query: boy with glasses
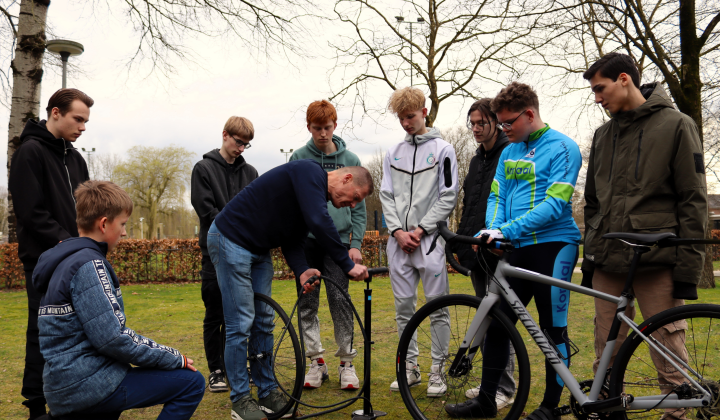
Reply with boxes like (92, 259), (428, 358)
(446, 82), (581, 419)
(381, 87), (458, 397)
(289, 100), (366, 390)
(191, 116), (258, 393)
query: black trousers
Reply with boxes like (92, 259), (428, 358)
(201, 254), (226, 373)
(23, 269), (47, 414)
(480, 242), (578, 408)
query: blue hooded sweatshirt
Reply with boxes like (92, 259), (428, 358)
(33, 237), (187, 415)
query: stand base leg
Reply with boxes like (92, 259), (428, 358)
(351, 409), (387, 419)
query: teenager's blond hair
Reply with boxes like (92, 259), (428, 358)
(75, 181), (133, 232)
(388, 87), (425, 116)
(224, 116), (255, 140)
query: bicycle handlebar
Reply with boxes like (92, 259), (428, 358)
(430, 221), (515, 277)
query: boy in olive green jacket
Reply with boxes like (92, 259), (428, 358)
(583, 53), (707, 420)
(289, 100), (366, 390)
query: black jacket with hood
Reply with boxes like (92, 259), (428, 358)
(8, 119), (89, 271)
(455, 132), (510, 271)
(191, 149), (258, 279)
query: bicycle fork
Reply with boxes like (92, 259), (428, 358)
(447, 292), (499, 377)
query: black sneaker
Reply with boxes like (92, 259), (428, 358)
(259, 388), (299, 419)
(208, 369), (229, 393)
(523, 406), (561, 420)
(231, 395), (267, 420)
(445, 391), (498, 418)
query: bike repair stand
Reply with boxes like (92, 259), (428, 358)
(352, 268), (388, 420)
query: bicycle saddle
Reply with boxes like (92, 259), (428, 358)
(602, 232), (676, 244)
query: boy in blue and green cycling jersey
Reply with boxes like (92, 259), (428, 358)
(446, 82), (582, 420)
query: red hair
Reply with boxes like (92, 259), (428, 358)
(306, 100), (337, 125)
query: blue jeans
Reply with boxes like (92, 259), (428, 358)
(207, 222), (275, 403)
(76, 367), (204, 419)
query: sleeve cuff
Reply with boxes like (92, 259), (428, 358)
(391, 228), (402, 238)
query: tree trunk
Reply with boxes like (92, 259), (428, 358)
(674, 0), (715, 288)
(6, 0), (50, 243)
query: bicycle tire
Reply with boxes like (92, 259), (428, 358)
(396, 294), (531, 420)
(609, 303), (720, 420)
(249, 292), (304, 419)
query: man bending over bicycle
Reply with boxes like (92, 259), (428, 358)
(445, 82), (582, 420)
(208, 160), (371, 420)
(582, 53), (707, 419)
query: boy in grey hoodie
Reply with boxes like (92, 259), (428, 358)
(289, 100), (366, 390)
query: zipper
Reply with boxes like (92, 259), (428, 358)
(64, 145), (76, 204)
(404, 136), (418, 231)
(634, 130), (643, 180)
(608, 133), (617, 182)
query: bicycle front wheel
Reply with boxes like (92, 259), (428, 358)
(396, 294), (530, 420)
(609, 303), (720, 420)
(249, 293), (304, 419)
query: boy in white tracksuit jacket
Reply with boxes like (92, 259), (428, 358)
(381, 87), (459, 397)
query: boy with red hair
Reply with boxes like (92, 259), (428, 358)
(289, 100), (366, 390)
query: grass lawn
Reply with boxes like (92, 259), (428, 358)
(2, 274), (720, 419)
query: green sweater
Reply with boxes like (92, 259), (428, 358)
(289, 135), (366, 249)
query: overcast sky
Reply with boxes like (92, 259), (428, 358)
(0, 1), (605, 191)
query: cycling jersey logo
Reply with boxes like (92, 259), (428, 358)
(427, 153), (436, 164)
(524, 148), (536, 158)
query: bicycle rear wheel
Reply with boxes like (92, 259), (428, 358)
(249, 293), (304, 419)
(396, 294), (530, 420)
(609, 304), (720, 420)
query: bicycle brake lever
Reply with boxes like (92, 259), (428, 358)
(427, 231), (441, 255)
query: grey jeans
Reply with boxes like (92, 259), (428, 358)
(295, 239), (357, 362)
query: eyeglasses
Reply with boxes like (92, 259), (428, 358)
(467, 121), (491, 130)
(497, 110), (527, 130)
(232, 136), (252, 149)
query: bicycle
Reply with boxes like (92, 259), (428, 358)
(248, 267), (390, 419)
(395, 221), (720, 420)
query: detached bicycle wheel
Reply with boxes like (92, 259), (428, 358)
(249, 293), (304, 419)
(396, 294), (530, 420)
(609, 304), (720, 420)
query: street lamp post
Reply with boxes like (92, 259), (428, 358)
(280, 148), (294, 163)
(81, 147), (96, 178)
(395, 16), (425, 87)
(45, 39), (84, 89)
(81, 147), (95, 161)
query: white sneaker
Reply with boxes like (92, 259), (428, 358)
(495, 392), (515, 410)
(390, 361), (421, 391)
(303, 358), (329, 388)
(339, 363), (360, 390)
(464, 387), (515, 410)
(427, 364), (447, 397)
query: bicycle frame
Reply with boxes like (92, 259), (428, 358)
(453, 258), (713, 411)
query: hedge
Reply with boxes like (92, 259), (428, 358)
(0, 236), (391, 289)
(5, 231), (715, 289)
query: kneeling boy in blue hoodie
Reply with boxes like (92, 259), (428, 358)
(33, 180), (205, 419)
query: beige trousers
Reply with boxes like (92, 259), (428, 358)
(592, 269), (688, 419)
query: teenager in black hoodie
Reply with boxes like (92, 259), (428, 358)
(453, 98), (515, 409)
(8, 88), (92, 420)
(190, 116), (258, 392)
